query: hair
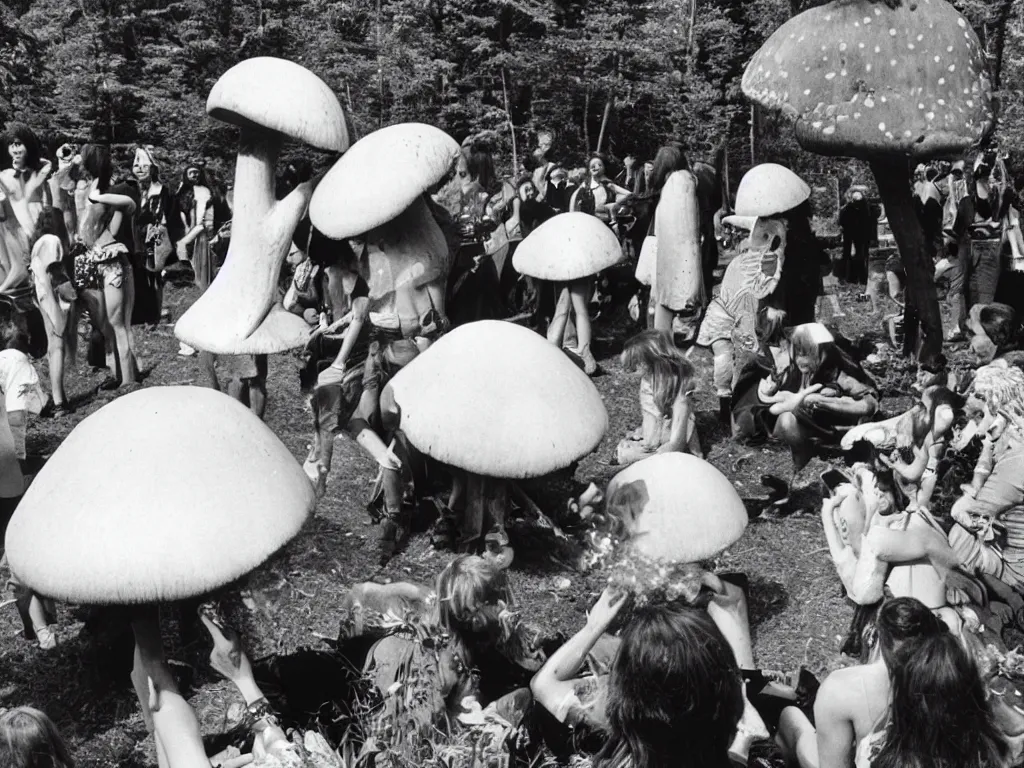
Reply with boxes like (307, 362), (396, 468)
(873, 597), (946, 670)
(3, 123), (44, 171)
(874, 632), (1008, 768)
(0, 707), (74, 768)
(788, 324), (877, 392)
(433, 554), (507, 638)
(466, 142), (498, 193)
(595, 606), (743, 768)
(977, 303), (1019, 353)
(646, 143), (690, 198)
(621, 330), (696, 415)
(756, 306), (787, 348)
(587, 152), (609, 177)
(79, 144), (113, 192)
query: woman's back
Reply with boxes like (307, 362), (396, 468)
(816, 660), (891, 767)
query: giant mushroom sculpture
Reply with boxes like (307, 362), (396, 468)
(742, 0), (995, 365)
(512, 212), (622, 372)
(385, 320), (608, 555)
(175, 57), (349, 355)
(5, 387), (315, 766)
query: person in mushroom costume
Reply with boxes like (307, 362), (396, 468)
(175, 57), (350, 376)
(512, 211), (623, 375)
(696, 213), (787, 426)
(531, 453), (811, 767)
(730, 163), (830, 330)
(304, 122), (459, 559)
(384, 320), (607, 558)
(3, 386), (316, 768)
(742, 0), (996, 366)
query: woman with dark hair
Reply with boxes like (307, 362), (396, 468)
(775, 597), (946, 768)
(72, 143), (138, 387)
(866, 632), (1008, 768)
(174, 161), (218, 293)
(532, 590), (748, 768)
(633, 143), (705, 335)
(966, 302), (1020, 365)
(446, 143), (505, 328)
(569, 153), (631, 229)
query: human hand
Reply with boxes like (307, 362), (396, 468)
(175, 240), (188, 262)
(951, 496), (975, 529)
(624, 155), (636, 170)
(199, 606), (252, 685)
(586, 586), (627, 630)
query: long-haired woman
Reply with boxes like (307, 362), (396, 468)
(0, 706), (74, 768)
(72, 144), (138, 387)
(616, 329), (700, 465)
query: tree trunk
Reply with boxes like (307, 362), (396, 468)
(985, 0), (1014, 90)
(596, 94), (613, 154)
(870, 158), (943, 367)
(501, 66), (518, 171)
(749, 105), (757, 166)
(583, 87), (591, 152)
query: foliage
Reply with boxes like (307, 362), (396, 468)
(2, 0), (1021, 193)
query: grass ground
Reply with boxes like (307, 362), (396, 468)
(0, 271), (940, 766)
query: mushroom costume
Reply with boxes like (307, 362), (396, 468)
(5, 386), (315, 764)
(742, 0), (995, 365)
(310, 122), (460, 340)
(732, 163), (826, 329)
(386, 320), (607, 553)
(513, 212), (622, 373)
(697, 216), (787, 404)
(175, 57), (349, 356)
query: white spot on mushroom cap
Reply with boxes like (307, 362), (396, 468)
(889, 28), (896, 36)
(874, 45), (881, 53)
(825, 72), (836, 80)
(890, 59), (897, 67)
(859, 42), (865, 49)
(864, 17), (871, 24)
(949, 64), (956, 72)
(908, 43), (915, 50)
(865, 96), (875, 108)
(939, 78), (946, 85)
(958, 18), (967, 28)
(926, 112), (935, 120)
(866, 63), (873, 72)
(854, 112), (862, 118)
(917, 34), (924, 42)
(839, 42), (847, 52)
(840, 69), (847, 76)
(879, 122), (886, 131)
(875, 7), (882, 15)
(823, 125), (836, 135)
(934, 55), (941, 63)
(804, 89), (811, 96)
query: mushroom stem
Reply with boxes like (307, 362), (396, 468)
(869, 159), (943, 366)
(460, 473), (510, 551)
(175, 129), (313, 353)
(130, 608), (210, 768)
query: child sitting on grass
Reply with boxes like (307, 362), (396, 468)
(616, 330), (701, 466)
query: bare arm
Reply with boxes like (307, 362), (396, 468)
(91, 191), (137, 212)
(0, 249), (29, 295)
(327, 297), (369, 371)
(531, 587), (625, 722)
(804, 393), (878, 419)
(814, 673), (858, 768)
(659, 392), (694, 453)
(179, 195), (209, 247)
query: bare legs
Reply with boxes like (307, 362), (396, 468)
(547, 279), (597, 374)
(773, 411), (814, 481)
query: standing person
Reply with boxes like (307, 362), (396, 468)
(570, 154), (631, 232)
(544, 166), (574, 215)
(633, 143), (704, 334)
(174, 161), (215, 355)
(71, 144), (138, 388)
(947, 150), (1018, 341)
(531, 127), (557, 203)
(446, 144), (504, 328)
(134, 146), (181, 325)
(0, 124), (51, 359)
(838, 186), (873, 285)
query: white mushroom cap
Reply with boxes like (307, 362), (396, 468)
(742, 0), (994, 158)
(512, 212), (623, 281)
(734, 164), (811, 218)
(386, 320), (607, 478)
(309, 123), (461, 239)
(605, 453), (747, 562)
(4, 387), (315, 604)
(207, 57), (349, 152)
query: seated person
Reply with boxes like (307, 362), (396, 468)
(775, 597), (956, 768)
(740, 323), (880, 497)
(821, 464), (963, 636)
(966, 302), (1020, 365)
(616, 330), (700, 466)
(530, 583), (778, 767)
(947, 361), (1024, 592)
(0, 706), (74, 768)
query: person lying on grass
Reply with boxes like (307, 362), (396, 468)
(615, 330), (701, 466)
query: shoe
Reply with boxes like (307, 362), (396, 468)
(34, 624), (57, 650)
(378, 513), (410, 566)
(178, 343), (196, 357)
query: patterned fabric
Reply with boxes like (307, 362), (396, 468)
(697, 240), (783, 348)
(73, 242), (128, 291)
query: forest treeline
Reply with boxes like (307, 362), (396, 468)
(1, 0), (1022, 190)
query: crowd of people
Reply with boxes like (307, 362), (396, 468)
(3, 93), (1024, 768)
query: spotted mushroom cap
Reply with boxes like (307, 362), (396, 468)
(742, 0), (994, 158)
